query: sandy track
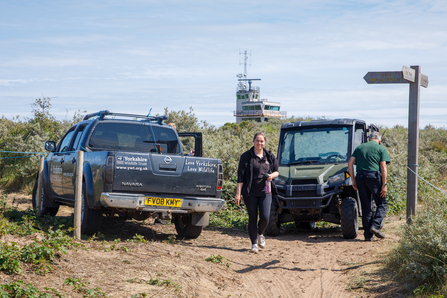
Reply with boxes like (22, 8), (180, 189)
(185, 223), (400, 297)
(1, 192), (403, 297)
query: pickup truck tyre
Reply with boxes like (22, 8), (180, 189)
(32, 179), (59, 217)
(174, 215), (202, 239)
(265, 197), (281, 236)
(80, 183), (102, 235)
(341, 197), (359, 239)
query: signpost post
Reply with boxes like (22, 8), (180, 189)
(364, 65), (428, 223)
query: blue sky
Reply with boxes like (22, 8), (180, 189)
(1, 0), (447, 128)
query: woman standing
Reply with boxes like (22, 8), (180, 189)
(235, 132), (279, 253)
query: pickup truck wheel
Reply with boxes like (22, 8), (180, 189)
(80, 183), (102, 236)
(265, 197), (281, 236)
(341, 197), (359, 239)
(174, 215), (202, 239)
(32, 179), (59, 217)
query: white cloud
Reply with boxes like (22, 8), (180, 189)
(0, 0), (447, 129)
(0, 79), (28, 86)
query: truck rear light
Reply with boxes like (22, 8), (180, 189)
(217, 164), (223, 190)
(104, 156), (114, 192)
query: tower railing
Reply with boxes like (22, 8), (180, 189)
(234, 110), (287, 118)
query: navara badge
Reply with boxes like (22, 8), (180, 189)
(164, 156), (172, 164)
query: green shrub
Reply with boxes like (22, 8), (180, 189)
(0, 98), (84, 191)
(380, 125), (447, 214)
(0, 280), (51, 298)
(63, 277), (107, 297)
(387, 194), (447, 295)
(0, 195), (39, 237)
(3, 103), (447, 222)
(0, 230), (74, 275)
(209, 200), (248, 230)
(205, 254), (231, 267)
(0, 242), (22, 274)
(0, 198), (79, 275)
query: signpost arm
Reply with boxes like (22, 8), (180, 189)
(406, 65), (421, 223)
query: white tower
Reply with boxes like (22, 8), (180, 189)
(234, 50), (286, 123)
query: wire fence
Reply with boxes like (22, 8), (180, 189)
(407, 166), (447, 196)
(0, 150), (45, 159)
(1, 150), (447, 197)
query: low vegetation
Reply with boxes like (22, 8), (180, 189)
(386, 194), (447, 296)
(2, 98), (447, 296)
(205, 254), (232, 268)
(0, 194), (188, 296)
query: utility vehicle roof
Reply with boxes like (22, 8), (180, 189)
(281, 118), (367, 129)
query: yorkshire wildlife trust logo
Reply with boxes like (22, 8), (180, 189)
(164, 156), (172, 164)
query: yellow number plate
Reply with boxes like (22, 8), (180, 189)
(145, 197), (182, 208)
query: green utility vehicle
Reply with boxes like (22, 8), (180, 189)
(266, 119), (379, 239)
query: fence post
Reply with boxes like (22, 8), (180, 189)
(36, 155), (45, 215)
(74, 151), (84, 239)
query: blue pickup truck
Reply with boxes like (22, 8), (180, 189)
(32, 111), (224, 239)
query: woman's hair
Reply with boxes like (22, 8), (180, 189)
(253, 132), (267, 142)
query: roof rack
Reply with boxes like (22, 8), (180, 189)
(83, 110), (168, 124)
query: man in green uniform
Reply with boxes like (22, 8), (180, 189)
(348, 131), (390, 241)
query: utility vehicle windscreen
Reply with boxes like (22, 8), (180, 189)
(279, 126), (350, 165)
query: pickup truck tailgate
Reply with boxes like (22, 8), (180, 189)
(113, 153), (220, 196)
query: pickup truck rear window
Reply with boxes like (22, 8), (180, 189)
(89, 123), (181, 154)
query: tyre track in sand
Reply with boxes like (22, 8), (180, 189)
(193, 224), (397, 298)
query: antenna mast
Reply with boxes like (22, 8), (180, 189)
(237, 49), (253, 91)
(239, 49), (251, 76)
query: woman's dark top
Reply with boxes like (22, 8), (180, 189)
(237, 147), (279, 198)
(251, 154), (271, 195)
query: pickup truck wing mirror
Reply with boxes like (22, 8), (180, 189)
(44, 141), (56, 152)
(177, 132), (202, 157)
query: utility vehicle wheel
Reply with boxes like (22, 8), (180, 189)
(265, 197), (281, 236)
(341, 197), (359, 239)
(174, 215), (202, 239)
(296, 221), (316, 230)
(32, 179), (59, 216)
(80, 183), (102, 235)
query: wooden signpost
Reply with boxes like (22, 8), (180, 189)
(364, 65), (428, 223)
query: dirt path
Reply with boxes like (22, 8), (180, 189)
(183, 218), (402, 298)
(1, 192), (404, 297)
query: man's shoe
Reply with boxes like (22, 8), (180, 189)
(369, 227), (385, 239)
(250, 244), (259, 254)
(257, 234), (266, 249)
